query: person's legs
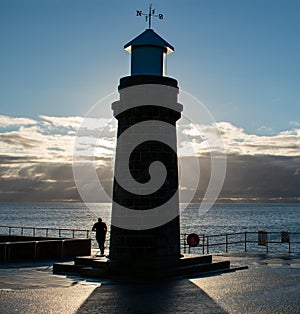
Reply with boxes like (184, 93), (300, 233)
(97, 237), (105, 255)
(96, 237), (101, 253)
(100, 237), (105, 255)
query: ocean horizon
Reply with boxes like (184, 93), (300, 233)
(0, 202), (299, 233)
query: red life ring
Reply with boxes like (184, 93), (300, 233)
(187, 233), (200, 247)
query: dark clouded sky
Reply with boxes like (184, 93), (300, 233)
(0, 1), (300, 202)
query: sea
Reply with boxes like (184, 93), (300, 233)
(0, 202), (299, 253)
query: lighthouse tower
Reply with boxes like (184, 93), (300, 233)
(109, 27), (183, 266)
(53, 13), (232, 280)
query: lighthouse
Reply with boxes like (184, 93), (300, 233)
(53, 9), (232, 279)
(109, 24), (183, 266)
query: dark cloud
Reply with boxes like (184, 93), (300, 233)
(190, 154), (300, 203)
(0, 155), (35, 164)
(0, 154), (299, 202)
(0, 177), (80, 202)
(0, 133), (40, 148)
(0, 160), (113, 202)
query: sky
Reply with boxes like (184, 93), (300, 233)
(0, 0), (300, 202)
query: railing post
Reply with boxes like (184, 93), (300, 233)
(72, 230), (75, 238)
(86, 230), (89, 238)
(33, 228), (35, 237)
(46, 228), (49, 237)
(61, 240), (65, 258)
(6, 244), (10, 263)
(9, 227), (11, 235)
(4, 244), (7, 263)
(34, 241), (38, 261)
(59, 229), (61, 237)
(245, 232), (247, 252)
(21, 227), (24, 235)
(185, 233), (188, 254)
(225, 234), (228, 253)
(206, 236), (209, 254)
(202, 234), (205, 255)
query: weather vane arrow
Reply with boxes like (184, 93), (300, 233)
(136, 4), (164, 29)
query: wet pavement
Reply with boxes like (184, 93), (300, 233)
(0, 252), (299, 313)
(191, 252), (300, 314)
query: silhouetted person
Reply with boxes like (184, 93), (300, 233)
(92, 218), (107, 256)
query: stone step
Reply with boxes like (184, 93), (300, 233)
(75, 256), (96, 266)
(176, 255), (212, 267)
(75, 256), (108, 266)
(80, 266), (108, 278)
(53, 261), (82, 274)
(74, 255), (212, 270)
(112, 255), (212, 272)
(53, 256), (232, 279)
(110, 260), (230, 279)
(166, 260), (230, 277)
(92, 259), (111, 269)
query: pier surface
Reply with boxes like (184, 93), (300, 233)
(0, 252), (299, 313)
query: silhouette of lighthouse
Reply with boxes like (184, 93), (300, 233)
(109, 27), (183, 264)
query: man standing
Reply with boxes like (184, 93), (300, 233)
(92, 218), (107, 256)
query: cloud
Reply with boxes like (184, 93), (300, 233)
(0, 114), (299, 202)
(257, 125), (274, 135)
(0, 132), (41, 148)
(0, 115), (114, 164)
(0, 115), (115, 201)
(178, 121), (300, 157)
(289, 121), (300, 127)
(39, 115), (83, 128)
(219, 154), (300, 202)
(179, 154), (300, 203)
(0, 115), (36, 128)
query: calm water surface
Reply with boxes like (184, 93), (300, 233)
(0, 202), (299, 235)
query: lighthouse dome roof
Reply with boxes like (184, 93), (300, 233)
(124, 29), (174, 54)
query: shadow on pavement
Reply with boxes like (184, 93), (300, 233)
(76, 279), (227, 314)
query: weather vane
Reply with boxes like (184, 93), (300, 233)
(136, 4), (163, 29)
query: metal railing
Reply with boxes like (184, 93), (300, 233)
(181, 231), (300, 254)
(0, 238), (91, 264)
(1, 226), (299, 254)
(0, 225), (90, 239)
(0, 225), (104, 250)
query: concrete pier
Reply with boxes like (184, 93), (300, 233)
(1, 252), (299, 313)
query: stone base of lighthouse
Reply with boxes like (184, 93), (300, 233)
(53, 254), (233, 279)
